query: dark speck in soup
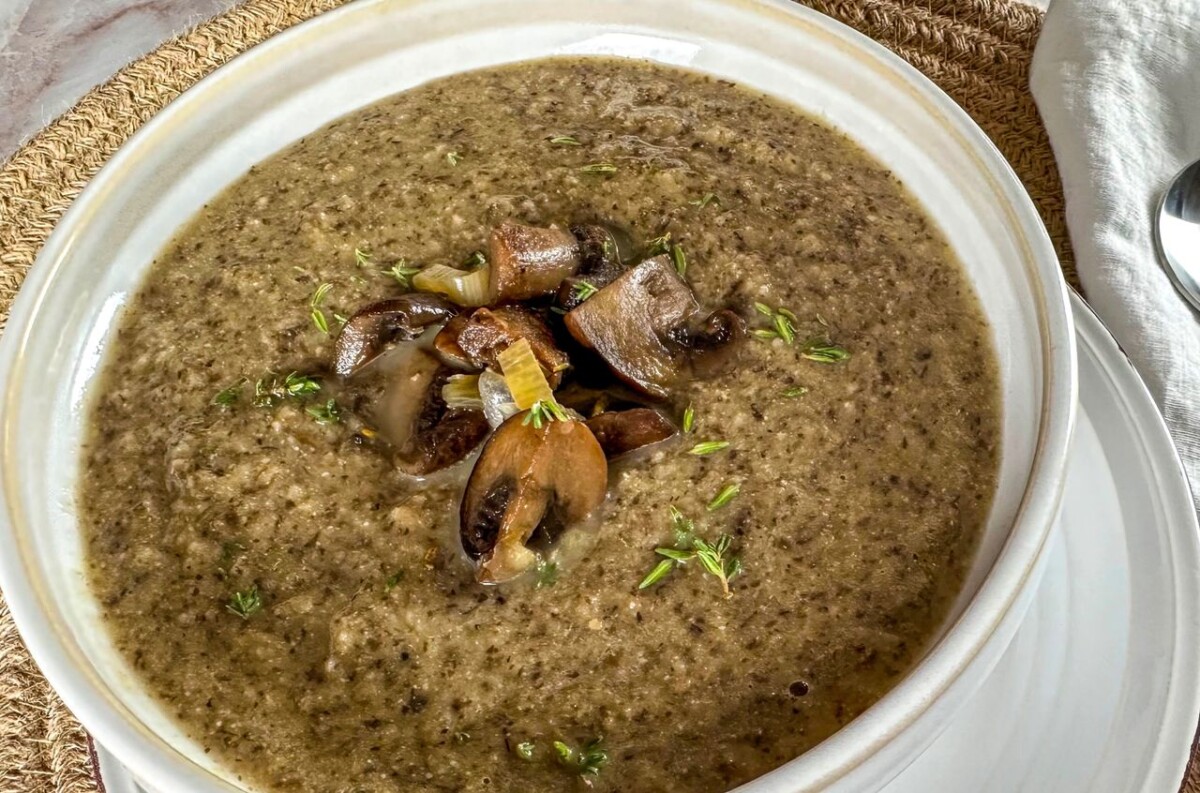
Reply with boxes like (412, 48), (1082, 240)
(80, 57), (999, 792)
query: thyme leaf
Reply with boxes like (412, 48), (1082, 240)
(515, 741), (536, 760)
(549, 135), (582, 146)
(535, 559), (559, 589)
(706, 483), (741, 511)
(226, 585), (262, 619)
(310, 282), (333, 334)
(446, 151), (462, 166)
(580, 162), (618, 175)
(211, 378), (246, 408)
(462, 250), (488, 270)
(681, 403), (695, 433)
(782, 385), (809, 398)
(385, 259), (421, 288)
(354, 247), (372, 267)
(801, 340), (851, 363)
(571, 280), (599, 302)
(639, 507), (743, 597)
(553, 737), (608, 777)
(689, 193), (721, 209)
(670, 243), (687, 277)
(644, 232), (672, 258)
(687, 440), (729, 456)
(522, 399), (570, 429)
(306, 399), (341, 425)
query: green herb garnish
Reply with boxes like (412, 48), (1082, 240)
(310, 282), (333, 334)
(752, 302), (796, 344)
(515, 741), (536, 761)
(306, 399), (341, 425)
(644, 232), (672, 257)
(462, 250), (487, 270)
(384, 570), (404, 590)
(801, 340), (851, 363)
(284, 372), (321, 397)
(549, 135), (582, 146)
(446, 151), (462, 166)
(523, 399), (570, 429)
(226, 586), (262, 619)
(252, 372), (321, 408)
(571, 281), (599, 302)
(688, 440), (729, 456)
(535, 559), (559, 589)
(354, 247), (372, 267)
(211, 378), (246, 408)
(385, 259), (421, 288)
(690, 193), (721, 209)
(782, 385), (809, 398)
(580, 162), (618, 175)
(706, 483), (741, 511)
(670, 243), (687, 277)
(681, 403), (695, 434)
(553, 737), (608, 777)
(639, 507), (743, 597)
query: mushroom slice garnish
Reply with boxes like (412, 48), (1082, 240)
(673, 308), (748, 377)
(367, 348), (489, 476)
(459, 412), (607, 584)
(488, 222), (582, 302)
(584, 408), (677, 459)
(333, 294), (459, 377)
(556, 225), (627, 311)
(432, 314), (474, 370)
(439, 306), (570, 387)
(563, 255), (699, 399)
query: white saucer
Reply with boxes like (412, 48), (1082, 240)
(94, 292), (1200, 791)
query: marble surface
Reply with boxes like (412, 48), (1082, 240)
(0, 0), (1050, 160)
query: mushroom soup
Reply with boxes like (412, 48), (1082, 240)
(81, 58), (1000, 792)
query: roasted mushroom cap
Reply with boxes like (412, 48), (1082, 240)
(365, 348), (489, 476)
(556, 225), (627, 311)
(431, 314), (473, 370)
(460, 413), (607, 583)
(585, 408), (677, 459)
(674, 308), (748, 377)
(434, 306), (570, 387)
(488, 222), (582, 302)
(563, 255), (699, 399)
(333, 295), (459, 377)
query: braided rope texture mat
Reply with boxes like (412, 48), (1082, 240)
(0, 0), (1165, 790)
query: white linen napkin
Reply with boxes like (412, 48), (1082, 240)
(1030, 0), (1200, 499)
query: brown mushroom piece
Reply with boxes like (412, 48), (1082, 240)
(672, 308), (748, 377)
(585, 408), (677, 459)
(563, 255), (700, 399)
(556, 225), (627, 311)
(488, 222), (582, 301)
(363, 347), (489, 476)
(434, 306), (570, 387)
(459, 413), (607, 583)
(333, 294), (459, 377)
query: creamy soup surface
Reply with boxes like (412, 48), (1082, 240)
(81, 57), (1000, 793)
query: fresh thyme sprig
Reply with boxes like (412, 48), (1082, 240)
(572, 280), (599, 302)
(515, 741), (537, 761)
(306, 399), (341, 425)
(310, 282), (333, 334)
(670, 242), (687, 276)
(535, 559), (559, 589)
(446, 151), (462, 166)
(638, 506), (743, 597)
(644, 232), (672, 257)
(706, 483), (741, 511)
(354, 247), (372, 267)
(688, 440), (729, 456)
(226, 585), (262, 619)
(681, 403), (696, 433)
(689, 193), (721, 209)
(252, 372), (321, 408)
(801, 340), (851, 363)
(523, 399), (570, 429)
(782, 385), (809, 398)
(753, 302), (797, 344)
(385, 259), (422, 288)
(553, 737), (608, 778)
(211, 378), (247, 408)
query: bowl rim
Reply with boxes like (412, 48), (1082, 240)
(0, 0), (1078, 790)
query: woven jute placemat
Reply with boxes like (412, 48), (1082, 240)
(1, 0), (1177, 790)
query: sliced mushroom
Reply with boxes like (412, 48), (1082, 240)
(585, 408), (677, 459)
(333, 295), (459, 377)
(673, 308), (748, 377)
(488, 222), (581, 301)
(363, 347), (489, 476)
(435, 306), (570, 387)
(460, 413), (607, 583)
(432, 314), (473, 370)
(556, 225), (627, 311)
(563, 255), (699, 399)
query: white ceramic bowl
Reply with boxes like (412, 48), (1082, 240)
(0, 1), (1076, 791)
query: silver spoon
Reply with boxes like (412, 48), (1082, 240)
(1155, 158), (1200, 312)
